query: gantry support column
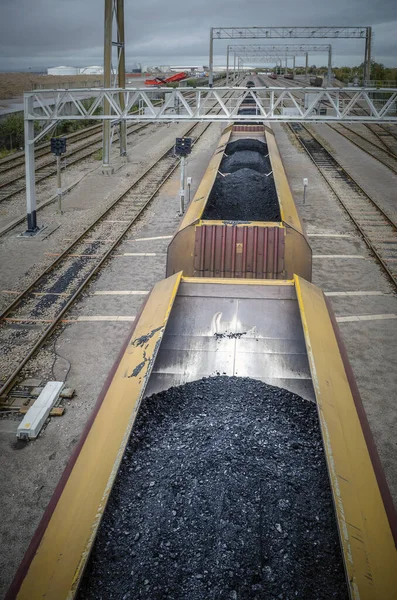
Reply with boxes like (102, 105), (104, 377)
(226, 45), (229, 85)
(102, 0), (113, 174)
(117, 0), (127, 158)
(364, 26), (372, 84)
(327, 45), (332, 86)
(24, 95), (38, 233)
(209, 27), (214, 87)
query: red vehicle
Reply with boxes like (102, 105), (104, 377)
(145, 72), (187, 86)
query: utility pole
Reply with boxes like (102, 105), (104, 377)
(305, 52), (308, 79)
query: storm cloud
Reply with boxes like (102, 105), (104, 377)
(0, 0), (396, 70)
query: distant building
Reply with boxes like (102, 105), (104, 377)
(47, 65), (106, 76)
(79, 66), (104, 75)
(47, 66), (79, 76)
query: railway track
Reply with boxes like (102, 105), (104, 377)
(327, 123), (397, 175)
(364, 123), (397, 156)
(0, 122), (105, 176)
(0, 122), (153, 204)
(0, 119), (214, 401)
(289, 122), (397, 288)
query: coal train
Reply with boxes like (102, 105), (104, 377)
(8, 116), (397, 599)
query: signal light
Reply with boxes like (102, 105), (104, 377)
(175, 137), (192, 156)
(50, 137), (67, 156)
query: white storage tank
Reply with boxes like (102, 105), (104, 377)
(47, 66), (79, 76)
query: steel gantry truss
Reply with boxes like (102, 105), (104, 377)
(23, 84), (397, 232)
(226, 45), (332, 84)
(209, 26), (372, 85)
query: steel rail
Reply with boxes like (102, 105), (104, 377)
(328, 123), (397, 172)
(0, 94), (178, 174)
(0, 122), (152, 203)
(289, 122), (397, 289)
(0, 123), (105, 174)
(364, 123), (397, 156)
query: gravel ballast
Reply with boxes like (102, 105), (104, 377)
(203, 139), (281, 222)
(78, 376), (347, 600)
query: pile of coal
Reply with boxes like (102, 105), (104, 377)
(226, 139), (269, 156)
(78, 376), (347, 600)
(203, 139), (281, 222)
(222, 151), (268, 175)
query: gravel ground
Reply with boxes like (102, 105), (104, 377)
(203, 139), (281, 222)
(79, 376), (347, 600)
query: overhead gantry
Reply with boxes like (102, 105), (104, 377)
(23, 84), (397, 233)
(225, 44), (333, 84)
(209, 26), (372, 85)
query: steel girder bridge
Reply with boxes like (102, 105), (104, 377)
(209, 26), (372, 85)
(226, 44), (332, 83)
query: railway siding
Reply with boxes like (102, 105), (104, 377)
(290, 123), (397, 287)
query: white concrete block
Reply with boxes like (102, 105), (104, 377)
(17, 381), (64, 440)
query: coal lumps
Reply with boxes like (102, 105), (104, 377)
(78, 376), (348, 600)
(203, 139), (281, 222)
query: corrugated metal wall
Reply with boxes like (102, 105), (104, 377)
(194, 224), (285, 278)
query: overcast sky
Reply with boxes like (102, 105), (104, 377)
(0, 0), (396, 71)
